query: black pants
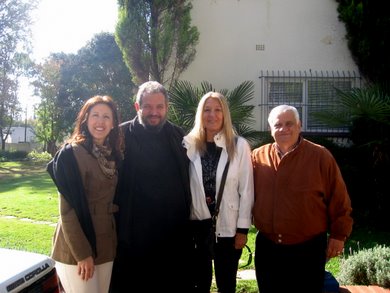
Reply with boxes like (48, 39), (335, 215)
(191, 220), (242, 293)
(255, 232), (327, 293)
(214, 237), (242, 293)
(110, 242), (193, 293)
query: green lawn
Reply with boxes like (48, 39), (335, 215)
(0, 161), (58, 255)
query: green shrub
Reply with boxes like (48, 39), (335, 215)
(338, 245), (390, 288)
(27, 150), (52, 163)
(0, 150), (28, 161)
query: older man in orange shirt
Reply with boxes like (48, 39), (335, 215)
(251, 104), (353, 293)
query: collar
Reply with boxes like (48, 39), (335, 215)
(274, 135), (302, 158)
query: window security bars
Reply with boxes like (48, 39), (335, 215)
(258, 70), (362, 135)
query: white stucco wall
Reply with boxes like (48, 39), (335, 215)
(4, 127), (35, 143)
(180, 0), (359, 130)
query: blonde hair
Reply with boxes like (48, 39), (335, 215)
(188, 92), (237, 160)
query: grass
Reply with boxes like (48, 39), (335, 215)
(1, 160), (389, 293)
(0, 217), (55, 255)
(0, 161), (58, 222)
(0, 161), (58, 255)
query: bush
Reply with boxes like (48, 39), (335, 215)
(27, 150), (52, 163)
(338, 245), (390, 288)
(0, 150), (28, 161)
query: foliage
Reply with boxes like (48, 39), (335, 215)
(338, 245), (390, 288)
(168, 80), (261, 147)
(27, 150), (52, 162)
(0, 0), (37, 150)
(32, 54), (68, 155)
(335, 0), (389, 90)
(0, 149), (27, 161)
(314, 86), (390, 130)
(115, 0), (199, 87)
(57, 32), (136, 122)
(32, 33), (137, 153)
(313, 86), (390, 230)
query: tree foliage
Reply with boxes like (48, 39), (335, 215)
(57, 32), (136, 124)
(336, 0), (389, 91)
(115, 0), (199, 87)
(32, 55), (67, 155)
(32, 33), (136, 154)
(0, 0), (37, 150)
(314, 86), (390, 229)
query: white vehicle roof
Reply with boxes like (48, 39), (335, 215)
(0, 248), (55, 293)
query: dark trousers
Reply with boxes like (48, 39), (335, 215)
(110, 242), (193, 293)
(191, 220), (242, 293)
(214, 237), (242, 293)
(255, 232), (327, 293)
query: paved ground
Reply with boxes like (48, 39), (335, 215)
(340, 286), (390, 293)
(237, 269), (256, 280)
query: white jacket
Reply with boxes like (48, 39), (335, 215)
(183, 133), (254, 237)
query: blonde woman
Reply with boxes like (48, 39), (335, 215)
(183, 92), (254, 293)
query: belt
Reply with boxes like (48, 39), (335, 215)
(260, 232), (314, 245)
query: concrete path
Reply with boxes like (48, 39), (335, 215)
(237, 269), (256, 280)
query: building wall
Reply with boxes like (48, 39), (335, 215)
(4, 127), (35, 143)
(181, 0), (359, 130)
(4, 142), (39, 152)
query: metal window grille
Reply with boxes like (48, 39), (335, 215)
(258, 70), (362, 135)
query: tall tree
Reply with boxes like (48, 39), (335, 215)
(336, 0), (389, 90)
(115, 0), (199, 87)
(0, 76), (19, 149)
(58, 32), (136, 123)
(0, 0), (37, 150)
(32, 33), (137, 154)
(32, 55), (67, 155)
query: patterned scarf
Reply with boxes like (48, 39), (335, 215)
(92, 143), (116, 179)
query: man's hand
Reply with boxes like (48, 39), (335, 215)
(326, 238), (345, 260)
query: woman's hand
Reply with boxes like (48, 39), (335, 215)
(77, 256), (95, 281)
(234, 233), (247, 249)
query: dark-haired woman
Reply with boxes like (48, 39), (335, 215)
(47, 95), (123, 293)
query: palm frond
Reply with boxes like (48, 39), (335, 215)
(228, 81), (256, 127)
(314, 86), (390, 128)
(336, 87), (390, 124)
(169, 80), (262, 145)
(227, 80), (255, 105)
(168, 80), (200, 131)
(234, 124), (262, 147)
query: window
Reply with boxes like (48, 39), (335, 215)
(259, 71), (361, 133)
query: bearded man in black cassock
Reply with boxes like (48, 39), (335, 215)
(110, 81), (193, 293)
